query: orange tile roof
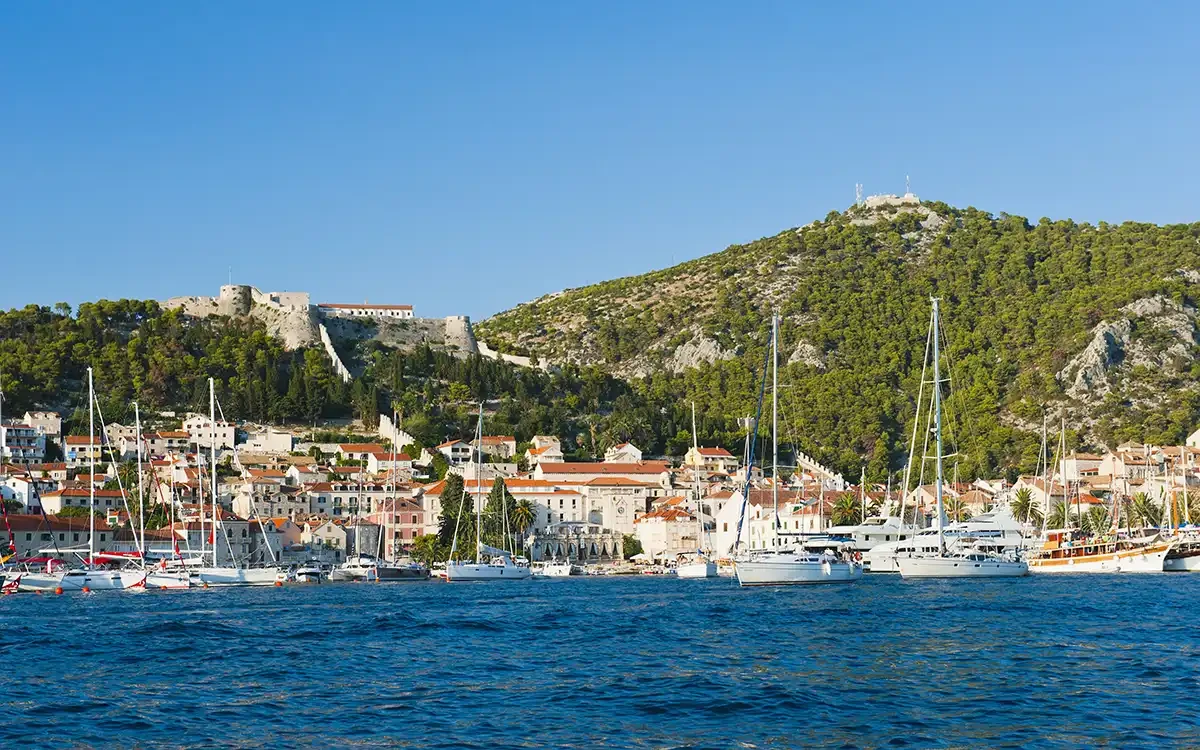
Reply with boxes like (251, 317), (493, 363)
(539, 461), (669, 475)
(338, 443), (385, 453)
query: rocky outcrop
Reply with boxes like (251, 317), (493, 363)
(1059, 296), (1198, 399)
(665, 336), (735, 374)
(788, 340), (826, 369)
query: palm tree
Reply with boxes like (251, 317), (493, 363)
(1131, 492), (1162, 529)
(830, 494), (860, 526)
(511, 499), (536, 535)
(944, 496), (972, 522)
(1011, 488), (1036, 524)
(1083, 505), (1111, 536)
(1048, 500), (1071, 530)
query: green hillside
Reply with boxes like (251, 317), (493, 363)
(477, 200), (1200, 479)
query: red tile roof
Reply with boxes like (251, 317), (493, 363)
(318, 303), (412, 311)
(538, 461), (669, 475)
(338, 443), (384, 453)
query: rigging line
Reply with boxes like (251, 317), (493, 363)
(732, 328), (774, 556)
(215, 394), (277, 565)
(899, 309), (934, 524)
(935, 307), (982, 483)
(92, 397), (144, 568)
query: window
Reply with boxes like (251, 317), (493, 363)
(722, 522), (728, 532)
(25, 533), (32, 541)
(64, 498), (72, 506)
(73, 533), (79, 542)
(59, 533), (65, 541)
(100, 534), (106, 541)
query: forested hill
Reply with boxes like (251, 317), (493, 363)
(477, 199), (1200, 478)
(5, 200), (1200, 482)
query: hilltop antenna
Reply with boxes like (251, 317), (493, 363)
(905, 175), (911, 195)
(855, 183), (863, 206)
(228, 266), (232, 285)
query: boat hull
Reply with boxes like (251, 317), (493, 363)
(897, 556), (1028, 578)
(446, 562), (531, 581)
(735, 556), (863, 586)
(376, 565), (430, 581)
(676, 561), (719, 579)
(19, 569), (147, 592)
(196, 567), (285, 586)
(145, 572), (192, 589)
(1029, 541), (1172, 574)
(1164, 547), (1200, 572)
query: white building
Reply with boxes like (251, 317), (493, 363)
(474, 435), (517, 459)
(604, 442), (642, 463)
(64, 435), (104, 467)
(183, 415), (236, 450)
(684, 446), (739, 475)
(634, 507), (699, 560)
(23, 411), (62, 444)
(436, 440), (473, 465)
(1, 422), (46, 464)
(317, 303), (414, 319)
(244, 428), (294, 454)
(525, 443), (564, 466)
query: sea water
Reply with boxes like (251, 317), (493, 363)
(2, 574), (1199, 748)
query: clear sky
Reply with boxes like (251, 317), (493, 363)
(3, 2), (1198, 318)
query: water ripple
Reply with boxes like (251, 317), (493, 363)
(3, 575), (1200, 747)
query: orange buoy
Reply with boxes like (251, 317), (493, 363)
(160, 585), (168, 590)
(81, 586), (90, 593)
(55, 587), (64, 595)
(274, 580), (283, 587)
(203, 582), (210, 589)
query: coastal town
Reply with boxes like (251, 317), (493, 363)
(5, 391), (1200, 576)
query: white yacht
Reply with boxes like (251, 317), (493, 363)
(19, 567), (149, 592)
(447, 551), (531, 581)
(676, 559), (719, 579)
(736, 549), (863, 585)
(331, 554), (380, 582)
(531, 560), (576, 578)
(864, 509), (1028, 572)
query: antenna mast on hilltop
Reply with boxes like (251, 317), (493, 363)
(855, 183), (863, 206)
(905, 175), (911, 195)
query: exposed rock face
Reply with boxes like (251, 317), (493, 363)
(666, 336), (734, 373)
(1059, 295), (1198, 399)
(787, 340), (826, 369)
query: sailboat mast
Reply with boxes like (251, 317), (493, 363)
(691, 402), (703, 554)
(860, 466), (866, 523)
(771, 312), (779, 539)
(474, 403), (483, 564)
(930, 298), (946, 556)
(135, 401), (145, 564)
(88, 367), (95, 568)
(1040, 412), (1049, 533)
(209, 378), (218, 564)
(1184, 448), (1191, 526)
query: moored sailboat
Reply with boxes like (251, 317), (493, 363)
(446, 405), (530, 582)
(733, 312), (863, 586)
(896, 299), (1027, 579)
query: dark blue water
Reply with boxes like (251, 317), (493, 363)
(2, 575), (1200, 748)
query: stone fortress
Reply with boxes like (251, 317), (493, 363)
(163, 285), (542, 380)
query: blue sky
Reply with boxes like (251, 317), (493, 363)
(3, 2), (1198, 319)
